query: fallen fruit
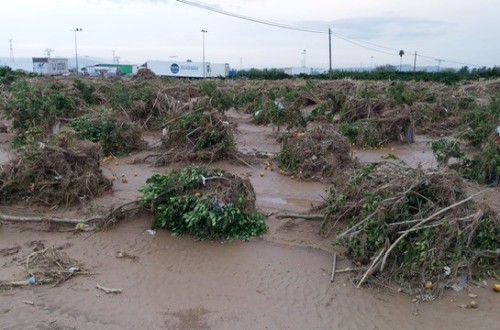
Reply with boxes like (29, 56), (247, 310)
(424, 281), (433, 289)
(493, 284), (500, 292)
(134, 172), (138, 176)
(194, 192), (201, 198)
(260, 171), (265, 177)
(469, 300), (478, 309)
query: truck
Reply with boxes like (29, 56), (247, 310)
(144, 60), (229, 78)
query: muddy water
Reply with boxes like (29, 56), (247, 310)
(1, 218), (499, 330)
(1, 114), (499, 329)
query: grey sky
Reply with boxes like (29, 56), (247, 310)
(1, 0), (498, 69)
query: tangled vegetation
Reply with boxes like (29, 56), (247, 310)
(430, 96), (500, 185)
(148, 109), (236, 165)
(320, 162), (499, 288)
(70, 109), (145, 155)
(139, 165), (267, 240)
(0, 132), (112, 207)
(277, 125), (355, 181)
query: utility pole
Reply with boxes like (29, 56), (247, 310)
(74, 28), (82, 75)
(9, 39), (14, 62)
(437, 59), (444, 72)
(302, 49), (306, 74)
(413, 51), (417, 72)
(44, 48), (53, 58)
(328, 28), (332, 74)
(201, 29), (208, 78)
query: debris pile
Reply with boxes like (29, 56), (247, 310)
(149, 109), (236, 165)
(139, 165), (267, 240)
(321, 162), (499, 289)
(0, 134), (112, 206)
(70, 110), (146, 155)
(0, 245), (86, 287)
(277, 124), (355, 181)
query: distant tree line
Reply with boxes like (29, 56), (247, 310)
(233, 65), (500, 84)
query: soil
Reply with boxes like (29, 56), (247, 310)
(1, 112), (499, 330)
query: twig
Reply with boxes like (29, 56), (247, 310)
(330, 252), (337, 283)
(0, 278), (53, 287)
(96, 283), (122, 294)
(336, 210), (377, 240)
(335, 267), (366, 273)
(230, 152), (254, 169)
(0, 200), (140, 227)
(356, 248), (386, 289)
(275, 214), (323, 220)
(380, 189), (490, 272)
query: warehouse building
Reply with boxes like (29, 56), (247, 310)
(32, 57), (69, 75)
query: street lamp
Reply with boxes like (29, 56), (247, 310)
(302, 49), (307, 74)
(201, 29), (208, 78)
(74, 28), (82, 75)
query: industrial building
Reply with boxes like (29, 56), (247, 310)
(32, 57), (69, 75)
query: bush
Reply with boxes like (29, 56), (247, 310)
(139, 166), (267, 240)
(70, 109), (144, 155)
(3, 80), (77, 132)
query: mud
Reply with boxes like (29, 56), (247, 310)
(1, 113), (499, 329)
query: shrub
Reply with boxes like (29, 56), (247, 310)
(139, 166), (267, 240)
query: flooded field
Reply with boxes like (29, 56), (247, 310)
(1, 78), (499, 329)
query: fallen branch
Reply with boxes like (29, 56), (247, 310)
(0, 200), (140, 228)
(334, 267), (366, 274)
(330, 252), (337, 283)
(0, 279), (53, 287)
(335, 210), (377, 240)
(356, 248), (385, 289)
(275, 214), (323, 220)
(380, 189), (490, 272)
(96, 283), (122, 294)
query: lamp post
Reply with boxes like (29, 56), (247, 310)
(201, 29), (207, 78)
(74, 28), (82, 75)
(302, 49), (306, 74)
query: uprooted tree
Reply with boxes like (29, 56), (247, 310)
(317, 161), (499, 289)
(277, 124), (355, 181)
(147, 108), (238, 165)
(0, 132), (112, 207)
(139, 165), (268, 240)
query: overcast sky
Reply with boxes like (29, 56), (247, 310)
(1, 0), (499, 70)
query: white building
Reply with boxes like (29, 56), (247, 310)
(32, 57), (69, 75)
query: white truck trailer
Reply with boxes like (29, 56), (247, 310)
(144, 60), (229, 78)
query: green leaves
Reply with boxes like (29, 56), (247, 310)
(139, 165), (268, 240)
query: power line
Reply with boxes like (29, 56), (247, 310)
(177, 0), (400, 57)
(176, 0), (324, 34)
(177, 0), (483, 67)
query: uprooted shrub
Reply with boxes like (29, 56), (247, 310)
(0, 132), (112, 206)
(150, 109), (236, 165)
(429, 97), (500, 185)
(2, 79), (79, 132)
(70, 108), (145, 155)
(277, 125), (355, 181)
(321, 162), (499, 289)
(337, 104), (415, 147)
(139, 165), (268, 240)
